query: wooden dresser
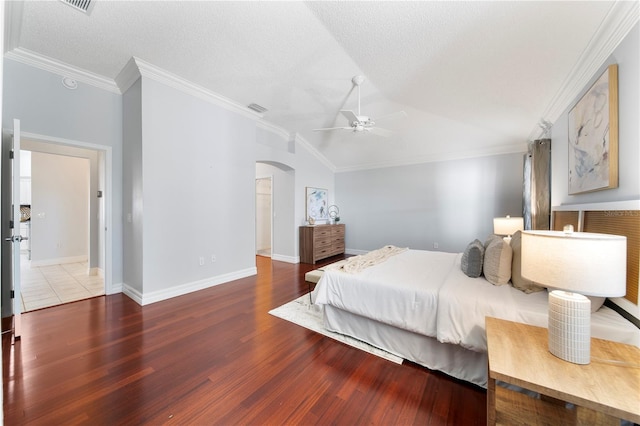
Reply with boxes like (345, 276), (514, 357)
(299, 224), (345, 264)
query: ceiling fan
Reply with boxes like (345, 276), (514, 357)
(313, 75), (406, 137)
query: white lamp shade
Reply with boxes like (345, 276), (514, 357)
(521, 231), (626, 297)
(493, 216), (524, 236)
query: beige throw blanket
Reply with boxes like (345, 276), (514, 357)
(327, 245), (408, 274)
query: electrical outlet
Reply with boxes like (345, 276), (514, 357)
(433, 242), (439, 249)
(211, 255), (216, 263)
(199, 257), (205, 266)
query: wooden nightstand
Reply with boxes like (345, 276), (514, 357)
(486, 317), (640, 425)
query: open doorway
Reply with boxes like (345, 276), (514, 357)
(19, 149), (103, 311)
(255, 176), (272, 257)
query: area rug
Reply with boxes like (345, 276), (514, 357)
(269, 294), (403, 364)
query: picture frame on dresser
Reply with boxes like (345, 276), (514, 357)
(567, 64), (618, 195)
(305, 187), (329, 224)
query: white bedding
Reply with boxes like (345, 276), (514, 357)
(436, 255), (640, 352)
(314, 248), (640, 359)
(314, 250), (459, 337)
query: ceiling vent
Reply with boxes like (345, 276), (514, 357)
(60, 0), (94, 14)
(248, 103), (268, 114)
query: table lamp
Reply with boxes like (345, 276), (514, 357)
(493, 215), (524, 243)
(521, 229), (626, 364)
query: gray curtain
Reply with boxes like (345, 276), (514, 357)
(523, 139), (551, 230)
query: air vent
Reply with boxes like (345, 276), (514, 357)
(60, 0), (94, 14)
(248, 103), (268, 114)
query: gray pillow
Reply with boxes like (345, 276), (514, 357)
(461, 239), (484, 278)
(483, 237), (512, 285)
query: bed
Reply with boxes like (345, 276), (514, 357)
(312, 202), (640, 388)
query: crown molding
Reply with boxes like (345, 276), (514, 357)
(4, 0), (23, 53)
(128, 57), (262, 121)
(4, 47), (121, 93)
(335, 142), (528, 173)
(256, 119), (290, 142)
(528, 0), (639, 141)
(295, 134), (337, 172)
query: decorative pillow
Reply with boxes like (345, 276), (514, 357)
(483, 236), (512, 285)
(461, 239), (484, 278)
(510, 231), (545, 293)
(484, 234), (502, 250)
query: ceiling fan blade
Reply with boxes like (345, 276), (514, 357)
(313, 126), (352, 132)
(374, 111), (407, 122)
(368, 127), (394, 138)
(340, 110), (359, 124)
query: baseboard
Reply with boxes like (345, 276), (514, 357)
(89, 267), (103, 277)
(123, 267), (258, 306)
(346, 248), (368, 256)
(30, 255), (88, 267)
(271, 253), (299, 264)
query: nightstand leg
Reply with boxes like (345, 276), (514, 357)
(487, 375), (496, 426)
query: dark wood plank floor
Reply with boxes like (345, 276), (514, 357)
(3, 255), (486, 425)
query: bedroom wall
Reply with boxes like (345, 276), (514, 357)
(122, 78), (143, 294)
(126, 77), (257, 302)
(551, 23), (639, 206)
(336, 152), (524, 253)
(2, 58), (124, 285)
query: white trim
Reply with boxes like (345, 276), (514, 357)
(271, 254), (299, 264)
(256, 120), (290, 142)
(123, 267), (258, 306)
(113, 56), (141, 93)
(336, 142), (528, 173)
(346, 248), (368, 256)
(131, 57), (262, 120)
(295, 134), (336, 172)
(528, 1), (640, 141)
(5, 48), (121, 94)
(30, 255), (87, 267)
(17, 131), (116, 296)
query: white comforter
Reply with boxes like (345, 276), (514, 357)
(314, 250), (459, 337)
(437, 255), (640, 351)
(315, 249), (640, 352)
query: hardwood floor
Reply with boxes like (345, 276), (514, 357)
(3, 255), (486, 425)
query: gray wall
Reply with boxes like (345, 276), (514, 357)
(336, 153), (525, 253)
(122, 78), (143, 294)
(2, 58), (124, 286)
(139, 77), (258, 295)
(551, 23), (639, 205)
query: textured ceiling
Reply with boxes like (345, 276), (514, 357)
(3, 1), (631, 171)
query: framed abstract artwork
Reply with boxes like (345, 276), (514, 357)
(568, 64), (618, 195)
(305, 187), (328, 223)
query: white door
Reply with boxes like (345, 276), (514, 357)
(5, 119), (23, 337)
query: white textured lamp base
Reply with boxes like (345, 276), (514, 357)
(548, 290), (591, 364)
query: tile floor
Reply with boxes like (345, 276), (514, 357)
(20, 257), (105, 312)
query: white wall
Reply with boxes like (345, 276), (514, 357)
(336, 153), (525, 253)
(31, 152), (89, 264)
(255, 176), (272, 253)
(551, 23), (639, 206)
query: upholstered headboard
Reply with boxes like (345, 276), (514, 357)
(552, 201), (640, 309)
